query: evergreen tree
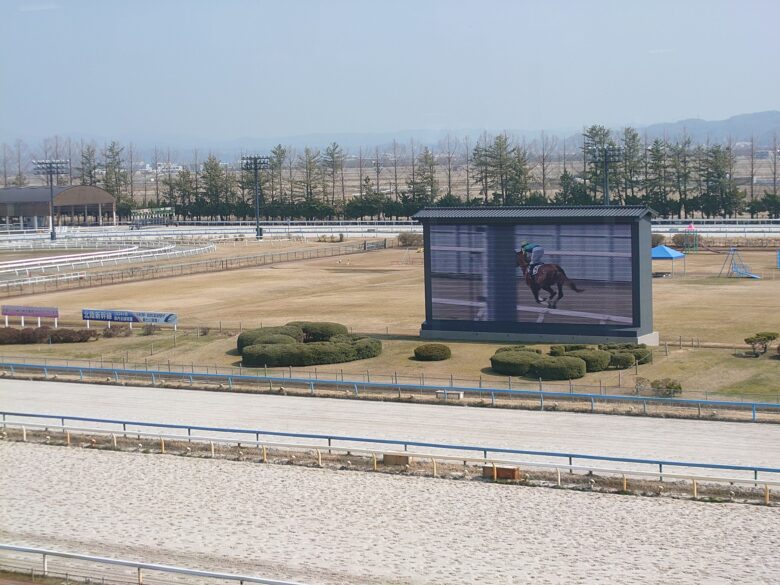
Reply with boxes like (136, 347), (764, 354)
(322, 142), (344, 205)
(620, 127), (643, 204)
(102, 141), (129, 216)
(79, 144), (98, 186)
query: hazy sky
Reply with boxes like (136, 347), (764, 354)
(1, 0), (778, 143)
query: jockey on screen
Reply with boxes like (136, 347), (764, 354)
(519, 240), (545, 275)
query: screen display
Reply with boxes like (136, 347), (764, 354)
(429, 223), (634, 326)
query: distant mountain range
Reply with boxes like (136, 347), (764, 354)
(201, 111), (780, 156)
(639, 111), (780, 144)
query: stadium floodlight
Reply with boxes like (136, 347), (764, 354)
(584, 143), (622, 205)
(32, 159), (69, 240)
(240, 155), (271, 239)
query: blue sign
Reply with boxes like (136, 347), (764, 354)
(82, 309), (177, 324)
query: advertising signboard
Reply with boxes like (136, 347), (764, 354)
(2, 305), (59, 319)
(81, 309), (178, 324)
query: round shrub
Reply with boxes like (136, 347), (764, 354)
(495, 345), (542, 355)
(566, 349), (612, 373)
(286, 321), (349, 342)
(490, 351), (542, 376)
(531, 356), (587, 380)
(237, 325), (304, 351)
(413, 343), (451, 361)
(352, 337), (383, 360)
(609, 352), (636, 369)
(549, 345), (566, 356)
(0, 328), (22, 344)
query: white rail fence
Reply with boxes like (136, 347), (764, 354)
(0, 544), (306, 585)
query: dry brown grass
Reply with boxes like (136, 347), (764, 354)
(0, 247), (777, 397)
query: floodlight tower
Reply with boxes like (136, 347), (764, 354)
(241, 155), (271, 239)
(32, 159), (69, 240)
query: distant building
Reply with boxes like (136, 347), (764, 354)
(0, 185), (117, 229)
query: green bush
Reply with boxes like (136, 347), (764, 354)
(0, 328), (21, 344)
(609, 352), (636, 369)
(566, 349), (612, 372)
(413, 343), (451, 361)
(548, 344), (591, 356)
(240, 323), (381, 367)
(286, 321), (348, 342)
(651, 378), (683, 397)
(490, 351), (542, 376)
(495, 345), (542, 355)
(352, 337), (383, 360)
(651, 233), (666, 247)
(0, 326), (94, 345)
(531, 356), (587, 380)
(237, 325), (304, 351)
(598, 343), (646, 351)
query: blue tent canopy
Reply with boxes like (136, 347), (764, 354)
(651, 245), (685, 259)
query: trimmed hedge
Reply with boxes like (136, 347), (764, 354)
(531, 356), (587, 380)
(490, 351), (542, 376)
(286, 321), (348, 342)
(609, 352), (636, 369)
(237, 325), (304, 351)
(240, 324), (381, 367)
(495, 345), (542, 355)
(566, 349), (612, 372)
(414, 343), (451, 361)
(550, 344), (591, 356)
(0, 326), (94, 345)
(598, 343), (647, 351)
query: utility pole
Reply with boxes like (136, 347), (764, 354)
(585, 142), (622, 205)
(241, 155), (270, 239)
(33, 159), (69, 240)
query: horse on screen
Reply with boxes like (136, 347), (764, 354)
(516, 251), (584, 309)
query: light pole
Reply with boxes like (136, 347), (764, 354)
(32, 159), (69, 240)
(241, 155), (270, 239)
(585, 143), (622, 205)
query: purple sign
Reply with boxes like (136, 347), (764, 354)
(1, 305), (59, 319)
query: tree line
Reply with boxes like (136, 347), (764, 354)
(3, 127), (779, 219)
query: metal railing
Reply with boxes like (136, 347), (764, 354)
(0, 239), (391, 297)
(3, 411), (780, 483)
(1, 360), (778, 422)
(0, 544), (305, 585)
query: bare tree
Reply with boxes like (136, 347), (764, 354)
(391, 140), (399, 200)
(537, 130), (557, 199)
(464, 135), (470, 201)
(747, 136), (755, 202)
(373, 146), (382, 194)
(562, 135), (567, 173)
(440, 134), (459, 196)
(153, 146), (160, 205)
(12, 139), (28, 186)
(771, 132), (778, 197)
(1, 143), (9, 187)
(409, 139), (416, 193)
(357, 147), (364, 197)
(127, 143), (135, 203)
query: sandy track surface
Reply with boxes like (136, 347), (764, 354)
(2, 380), (779, 473)
(1, 442), (778, 585)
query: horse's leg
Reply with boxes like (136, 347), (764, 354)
(542, 285), (556, 307)
(530, 282), (543, 304)
(555, 281), (564, 307)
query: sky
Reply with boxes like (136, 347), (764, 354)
(1, 0), (778, 146)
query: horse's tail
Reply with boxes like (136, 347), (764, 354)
(557, 266), (584, 293)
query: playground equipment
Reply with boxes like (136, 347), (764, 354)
(718, 247), (761, 279)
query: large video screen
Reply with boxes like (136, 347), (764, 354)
(429, 223), (634, 326)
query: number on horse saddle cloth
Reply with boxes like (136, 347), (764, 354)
(529, 263), (541, 277)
